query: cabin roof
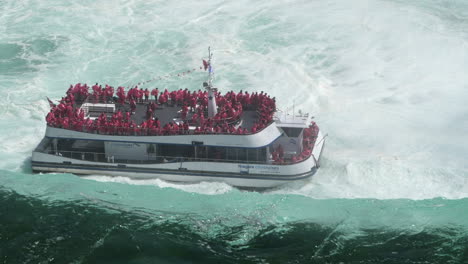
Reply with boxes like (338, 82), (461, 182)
(274, 112), (312, 128)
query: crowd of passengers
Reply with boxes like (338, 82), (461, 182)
(45, 83), (276, 136)
(270, 122), (319, 164)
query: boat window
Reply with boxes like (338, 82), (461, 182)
(57, 139), (104, 152)
(34, 137), (52, 152)
(196, 146), (208, 159)
(226, 147), (237, 161)
(48, 140), (271, 164)
(147, 144), (156, 154)
(247, 148), (258, 162)
(158, 144), (194, 158)
(258, 147), (267, 162)
(207, 147), (225, 160)
(281, 127), (303, 137)
(237, 148), (248, 162)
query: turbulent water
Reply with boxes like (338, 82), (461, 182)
(1, 0), (468, 263)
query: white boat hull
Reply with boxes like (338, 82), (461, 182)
(31, 165), (317, 188)
(32, 155), (317, 188)
(32, 131), (325, 188)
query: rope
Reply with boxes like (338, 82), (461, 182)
(130, 66), (205, 88)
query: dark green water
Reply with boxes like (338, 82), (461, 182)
(1, 172), (468, 263)
(2, 188), (468, 263)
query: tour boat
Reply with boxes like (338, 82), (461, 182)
(31, 48), (326, 188)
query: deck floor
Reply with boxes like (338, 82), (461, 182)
(84, 99), (259, 129)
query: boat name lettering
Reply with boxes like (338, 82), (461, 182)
(238, 164), (279, 171)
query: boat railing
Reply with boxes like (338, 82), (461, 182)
(41, 147), (315, 166)
(185, 114), (241, 127)
(44, 149), (271, 165)
(47, 120), (274, 136)
(315, 132), (327, 146)
(49, 150), (108, 163)
(82, 95), (116, 105)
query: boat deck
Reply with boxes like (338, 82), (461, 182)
(83, 99), (259, 130)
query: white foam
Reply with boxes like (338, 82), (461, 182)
(82, 175), (234, 195)
(1, 0), (467, 200)
(254, 0), (468, 199)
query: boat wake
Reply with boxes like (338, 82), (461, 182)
(80, 154), (468, 200)
(270, 156), (468, 200)
(82, 175), (234, 195)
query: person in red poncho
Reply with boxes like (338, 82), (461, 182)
(151, 88), (159, 101)
(181, 105), (188, 120)
(158, 92), (167, 105)
(130, 99), (136, 113)
(144, 88), (149, 102)
(277, 144), (284, 158)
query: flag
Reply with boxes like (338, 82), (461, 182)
(202, 59), (209, 70)
(47, 97), (56, 108)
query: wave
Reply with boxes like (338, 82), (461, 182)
(1, 179), (467, 263)
(2, 170), (468, 228)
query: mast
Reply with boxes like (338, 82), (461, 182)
(207, 46), (214, 86)
(204, 46), (218, 118)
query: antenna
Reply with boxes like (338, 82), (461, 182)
(205, 47), (217, 118)
(207, 46), (213, 86)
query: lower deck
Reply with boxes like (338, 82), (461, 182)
(34, 119), (321, 166)
(34, 137), (270, 165)
(31, 128), (326, 188)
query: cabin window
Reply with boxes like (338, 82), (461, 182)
(147, 144), (156, 154)
(56, 139), (104, 152)
(54, 140), (271, 164)
(158, 144), (194, 158)
(226, 147), (237, 161)
(208, 147), (225, 160)
(259, 147), (267, 162)
(247, 148), (258, 162)
(237, 148), (248, 162)
(195, 146), (208, 159)
(281, 127), (303, 137)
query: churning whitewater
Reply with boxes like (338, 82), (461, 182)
(1, 0), (468, 263)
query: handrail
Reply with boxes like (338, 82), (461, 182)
(42, 146), (314, 166)
(315, 133), (328, 147)
(46, 120), (275, 137)
(49, 95), (275, 136)
(45, 149), (271, 165)
(311, 154), (318, 168)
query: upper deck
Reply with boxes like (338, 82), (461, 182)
(45, 83), (276, 137)
(81, 97), (261, 132)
